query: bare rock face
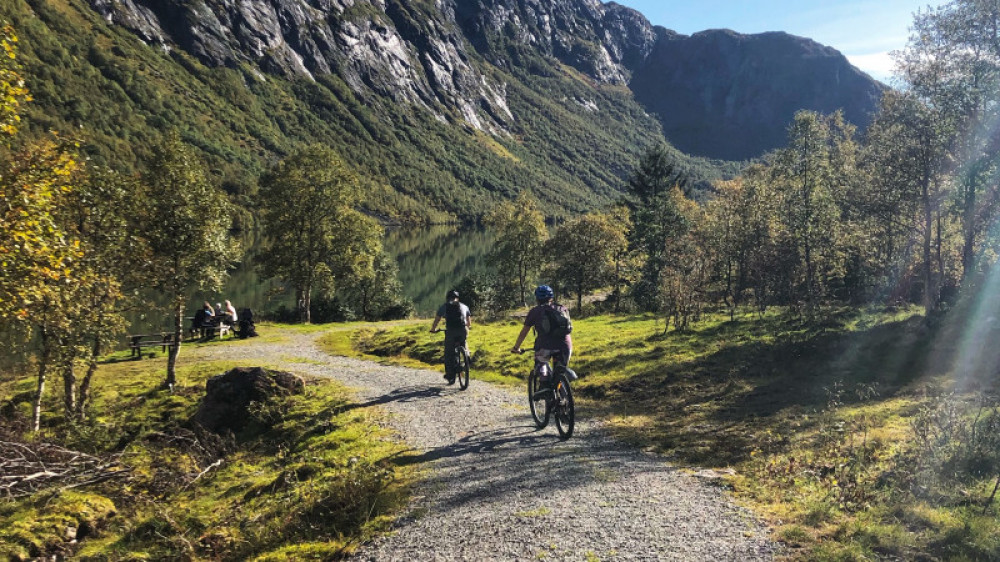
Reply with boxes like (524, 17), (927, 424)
(452, 0), (642, 84)
(453, 1), (883, 159)
(630, 29), (884, 160)
(192, 367), (304, 434)
(88, 0), (512, 132)
(88, 0), (884, 159)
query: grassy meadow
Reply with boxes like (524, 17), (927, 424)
(0, 337), (415, 561)
(321, 305), (1000, 560)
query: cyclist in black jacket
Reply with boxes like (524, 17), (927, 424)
(430, 289), (472, 384)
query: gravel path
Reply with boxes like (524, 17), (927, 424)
(187, 330), (776, 561)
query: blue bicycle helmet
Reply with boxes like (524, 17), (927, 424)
(534, 285), (554, 301)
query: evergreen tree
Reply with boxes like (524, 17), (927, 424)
(626, 143), (689, 311)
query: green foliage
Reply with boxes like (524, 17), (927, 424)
(769, 111), (855, 311)
(626, 143), (691, 311)
(453, 272), (518, 320)
(141, 132), (236, 387)
(0, 135), (80, 324)
(659, 194), (712, 331)
(545, 211), (628, 312)
(256, 145), (382, 324)
(484, 195), (548, 307)
(341, 250), (414, 321)
(0, 22), (28, 139)
(143, 132), (235, 295)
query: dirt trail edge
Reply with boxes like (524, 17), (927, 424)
(189, 330), (776, 561)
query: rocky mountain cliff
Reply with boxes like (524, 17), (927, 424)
(631, 29), (884, 160)
(2, 0), (881, 221)
(89, 0), (882, 160)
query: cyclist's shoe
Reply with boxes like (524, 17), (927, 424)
(444, 373), (456, 385)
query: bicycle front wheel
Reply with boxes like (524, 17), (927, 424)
(457, 347), (470, 390)
(528, 370), (549, 429)
(553, 373), (575, 440)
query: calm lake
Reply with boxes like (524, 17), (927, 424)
(131, 226), (495, 332)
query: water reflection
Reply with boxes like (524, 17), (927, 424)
(384, 226), (494, 315)
(128, 226), (494, 332)
(130, 256), (293, 333)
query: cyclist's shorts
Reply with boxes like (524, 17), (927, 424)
(535, 347), (571, 366)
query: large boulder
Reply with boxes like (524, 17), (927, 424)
(192, 367), (304, 433)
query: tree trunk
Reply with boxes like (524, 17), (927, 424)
(165, 300), (182, 390)
(361, 286), (371, 321)
(922, 172), (934, 315)
(613, 255), (622, 314)
(32, 329), (51, 432)
(518, 259), (528, 307)
(294, 284), (314, 324)
(576, 281), (583, 313)
(62, 354), (77, 418)
(936, 210), (944, 302)
(962, 175), (976, 281)
(303, 286), (312, 324)
(77, 336), (101, 419)
(726, 256), (735, 321)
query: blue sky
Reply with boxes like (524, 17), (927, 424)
(610, 0), (947, 82)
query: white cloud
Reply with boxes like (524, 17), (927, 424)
(846, 52), (897, 83)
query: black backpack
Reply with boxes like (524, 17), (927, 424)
(445, 302), (465, 330)
(539, 305), (572, 338)
(238, 308), (257, 338)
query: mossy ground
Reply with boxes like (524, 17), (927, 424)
(0, 334), (415, 561)
(321, 306), (1000, 560)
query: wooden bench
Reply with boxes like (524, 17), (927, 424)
(187, 317), (235, 340)
(127, 333), (178, 358)
(202, 323), (232, 340)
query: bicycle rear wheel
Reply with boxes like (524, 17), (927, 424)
(553, 373), (574, 440)
(457, 347), (470, 390)
(528, 370), (549, 429)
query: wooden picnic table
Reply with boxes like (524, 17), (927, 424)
(187, 314), (237, 340)
(126, 333), (178, 358)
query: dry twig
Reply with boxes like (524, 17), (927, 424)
(0, 440), (129, 498)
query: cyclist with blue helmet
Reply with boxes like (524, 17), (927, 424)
(431, 289), (472, 384)
(511, 285), (573, 376)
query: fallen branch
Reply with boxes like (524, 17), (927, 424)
(0, 440), (129, 498)
(184, 459), (224, 490)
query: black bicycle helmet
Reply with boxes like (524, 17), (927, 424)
(446, 289), (460, 300)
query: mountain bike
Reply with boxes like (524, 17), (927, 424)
(431, 330), (470, 390)
(519, 350), (575, 439)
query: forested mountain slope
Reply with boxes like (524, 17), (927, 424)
(2, 0), (880, 221)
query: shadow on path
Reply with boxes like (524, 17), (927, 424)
(346, 384), (462, 410)
(393, 425), (558, 465)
